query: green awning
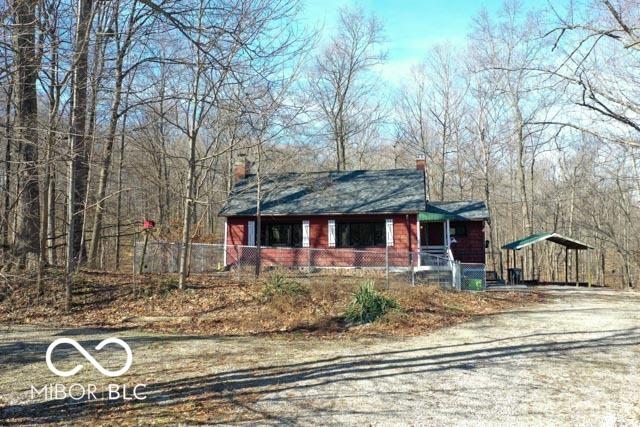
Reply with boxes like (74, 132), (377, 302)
(502, 232), (594, 250)
(419, 211), (452, 221)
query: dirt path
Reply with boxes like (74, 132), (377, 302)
(1, 287), (639, 425)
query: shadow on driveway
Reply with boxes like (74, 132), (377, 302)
(1, 327), (639, 424)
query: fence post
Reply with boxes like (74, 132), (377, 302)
(410, 251), (415, 287)
(132, 235), (137, 297)
(138, 231), (149, 274)
(236, 246), (241, 283)
(385, 246), (389, 289)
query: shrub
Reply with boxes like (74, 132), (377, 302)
(344, 280), (399, 324)
(161, 277), (179, 293)
(261, 271), (308, 299)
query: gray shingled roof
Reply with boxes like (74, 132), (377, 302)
(219, 169), (427, 216)
(420, 201), (490, 221)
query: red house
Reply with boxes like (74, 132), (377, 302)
(219, 160), (489, 270)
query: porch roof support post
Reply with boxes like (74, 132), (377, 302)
(445, 219), (450, 248)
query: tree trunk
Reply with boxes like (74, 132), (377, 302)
(114, 102), (128, 271)
(178, 135), (197, 289)
(80, 6), (108, 262)
(87, 61), (124, 266)
(47, 169), (56, 265)
(255, 146), (262, 277)
(438, 120), (448, 201)
(65, 0), (94, 310)
(515, 108), (532, 278)
(41, 32), (61, 269)
(69, 0), (92, 264)
(11, 0), (40, 271)
(1, 83), (12, 255)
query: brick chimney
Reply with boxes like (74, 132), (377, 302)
(416, 158), (426, 171)
(233, 159), (250, 182)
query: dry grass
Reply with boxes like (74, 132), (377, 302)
(0, 268), (543, 337)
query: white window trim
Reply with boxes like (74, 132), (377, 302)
(302, 220), (310, 248)
(386, 218), (394, 247)
(223, 218), (228, 265)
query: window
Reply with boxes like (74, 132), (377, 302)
(260, 222), (302, 247)
(337, 221), (386, 247)
(449, 223), (467, 237)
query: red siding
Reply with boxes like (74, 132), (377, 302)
(225, 214), (418, 267)
(450, 221), (485, 263)
(227, 217), (247, 245)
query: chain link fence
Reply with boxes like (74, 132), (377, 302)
(459, 263), (487, 291)
(134, 241), (225, 274)
(134, 241), (485, 290)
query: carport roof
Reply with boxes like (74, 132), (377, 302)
(501, 232), (594, 250)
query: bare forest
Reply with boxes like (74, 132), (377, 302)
(1, 0), (639, 309)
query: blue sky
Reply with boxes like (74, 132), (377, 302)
(301, 0), (538, 82)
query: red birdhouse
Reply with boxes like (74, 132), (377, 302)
(143, 219), (156, 230)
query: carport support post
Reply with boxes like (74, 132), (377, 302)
(588, 251), (592, 287)
(506, 250), (510, 284)
(565, 247), (568, 286)
(575, 249), (579, 287)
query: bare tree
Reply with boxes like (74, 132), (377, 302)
(471, 3), (556, 278)
(308, 6), (386, 171)
(65, 0), (94, 309)
(87, 0), (155, 266)
(547, 0), (640, 144)
(8, 0), (40, 272)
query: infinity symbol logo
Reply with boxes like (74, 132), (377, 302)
(46, 338), (133, 378)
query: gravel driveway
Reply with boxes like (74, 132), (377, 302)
(1, 287), (639, 425)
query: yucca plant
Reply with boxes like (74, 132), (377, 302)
(261, 271), (308, 299)
(345, 280), (399, 324)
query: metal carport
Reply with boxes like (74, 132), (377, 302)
(501, 232), (594, 286)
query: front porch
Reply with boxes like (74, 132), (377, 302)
(418, 219), (453, 268)
(417, 201), (489, 268)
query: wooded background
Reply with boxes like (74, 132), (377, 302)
(1, 0), (639, 299)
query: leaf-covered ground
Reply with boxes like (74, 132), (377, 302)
(1, 288), (636, 425)
(0, 269), (543, 337)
